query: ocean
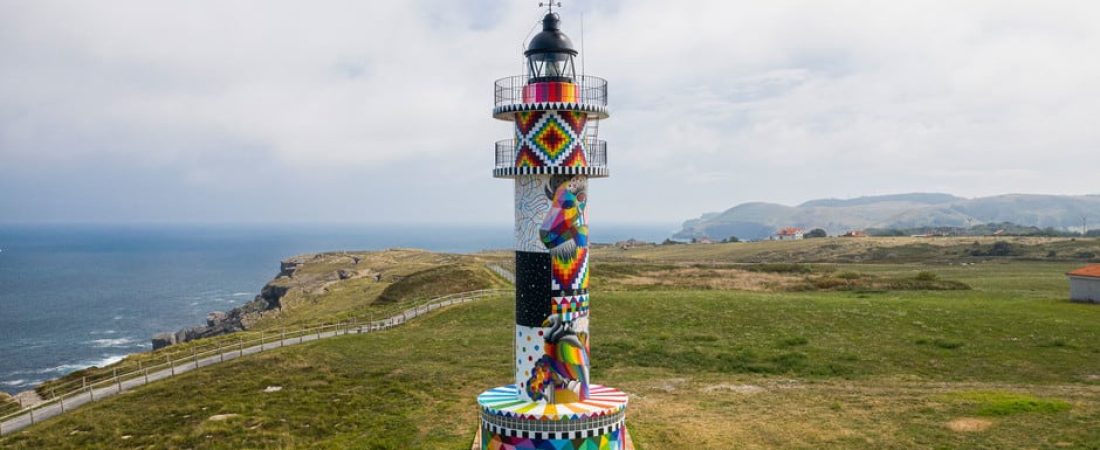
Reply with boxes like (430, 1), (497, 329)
(0, 223), (675, 394)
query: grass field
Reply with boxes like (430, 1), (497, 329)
(4, 239), (1100, 449)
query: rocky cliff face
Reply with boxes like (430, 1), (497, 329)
(151, 253), (379, 350)
(152, 283), (291, 350)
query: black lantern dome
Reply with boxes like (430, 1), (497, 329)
(525, 13), (577, 82)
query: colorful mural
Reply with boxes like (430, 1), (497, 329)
(526, 315), (590, 402)
(478, 384), (628, 420)
(482, 427), (623, 450)
(483, 11), (624, 449)
(522, 81), (579, 103)
(541, 176), (588, 258)
(513, 111), (587, 168)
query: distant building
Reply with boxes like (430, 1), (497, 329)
(841, 230), (867, 238)
(772, 227), (804, 241)
(1067, 265), (1100, 303)
(693, 237), (715, 244)
(615, 238), (651, 249)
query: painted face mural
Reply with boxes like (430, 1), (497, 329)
(541, 175), (589, 292)
(540, 175), (587, 254)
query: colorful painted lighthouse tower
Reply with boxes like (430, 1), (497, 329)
(476, 6), (628, 450)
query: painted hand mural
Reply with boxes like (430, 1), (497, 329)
(525, 315), (590, 403)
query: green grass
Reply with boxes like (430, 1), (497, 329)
(0, 393), (18, 417)
(5, 242), (1100, 448)
(942, 391), (1073, 416)
(5, 262), (1100, 448)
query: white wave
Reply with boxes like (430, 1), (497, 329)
(88, 338), (141, 348)
(38, 355), (128, 374)
(89, 329), (118, 335)
(1, 379), (29, 387)
(231, 292), (253, 297)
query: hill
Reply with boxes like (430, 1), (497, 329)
(3, 239), (1100, 449)
(674, 193), (1100, 241)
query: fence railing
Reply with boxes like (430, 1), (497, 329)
(0, 288), (511, 436)
(494, 75), (608, 108)
(494, 138), (607, 170)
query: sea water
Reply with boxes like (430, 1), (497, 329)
(0, 223), (674, 393)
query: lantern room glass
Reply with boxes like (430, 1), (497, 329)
(527, 52), (576, 83)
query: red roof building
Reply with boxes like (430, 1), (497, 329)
(1067, 264), (1100, 279)
(772, 227), (804, 241)
(1067, 264), (1100, 303)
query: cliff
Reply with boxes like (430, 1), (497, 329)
(151, 254), (379, 350)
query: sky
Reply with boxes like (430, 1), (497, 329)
(1, 0), (1098, 225)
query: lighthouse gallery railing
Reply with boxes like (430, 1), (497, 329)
(494, 138), (607, 170)
(494, 75), (608, 108)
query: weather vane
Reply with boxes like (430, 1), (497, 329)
(539, 1), (562, 14)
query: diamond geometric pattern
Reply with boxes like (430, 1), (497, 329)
(532, 118), (574, 161)
(514, 110), (587, 168)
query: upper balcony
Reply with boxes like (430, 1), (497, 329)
(493, 138), (608, 179)
(493, 75), (609, 120)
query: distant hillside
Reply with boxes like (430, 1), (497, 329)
(675, 193), (1100, 241)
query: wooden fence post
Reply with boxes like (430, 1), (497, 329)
(260, 331), (265, 351)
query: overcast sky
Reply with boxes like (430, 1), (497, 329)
(1, 0), (1098, 225)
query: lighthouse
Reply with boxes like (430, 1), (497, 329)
(477, 5), (629, 450)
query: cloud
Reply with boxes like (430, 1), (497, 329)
(1, 0), (1098, 223)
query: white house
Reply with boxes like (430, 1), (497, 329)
(772, 227), (804, 241)
(1067, 264), (1100, 303)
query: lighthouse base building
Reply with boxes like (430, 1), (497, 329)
(475, 9), (629, 450)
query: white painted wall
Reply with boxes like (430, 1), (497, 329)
(1069, 276), (1100, 303)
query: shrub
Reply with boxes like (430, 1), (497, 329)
(915, 271), (939, 281)
(746, 263), (813, 274)
(813, 277), (851, 290)
(778, 336), (809, 347)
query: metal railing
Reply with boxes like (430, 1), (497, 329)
(494, 138), (607, 170)
(0, 288), (512, 436)
(494, 75), (608, 108)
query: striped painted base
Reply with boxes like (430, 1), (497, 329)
(472, 425), (635, 450)
(476, 384), (628, 450)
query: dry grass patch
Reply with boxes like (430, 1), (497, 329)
(946, 417), (993, 432)
(613, 267), (802, 291)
